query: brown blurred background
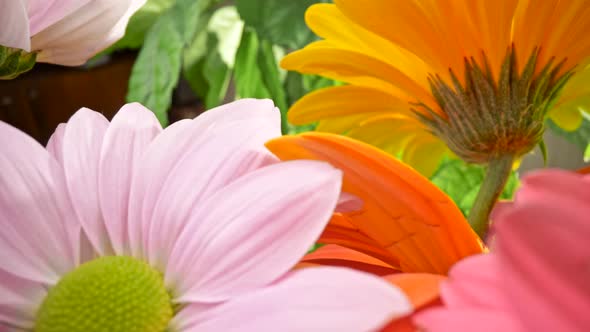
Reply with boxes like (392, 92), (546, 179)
(0, 52), (205, 146)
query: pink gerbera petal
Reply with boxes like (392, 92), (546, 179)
(167, 160), (342, 303)
(417, 169), (590, 332)
(177, 267), (411, 332)
(416, 308), (523, 332)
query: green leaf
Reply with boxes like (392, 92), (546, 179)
(233, 28), (272, 100)
(430, 158), (520, 216)
(108, 0), (176, 51)
(547, 115), (590, 150)
(126, 0), (213, 126)
(0, 46), (36, 80)
(236, 0), (326, 49)
(584, 143), (590, 162)
(257, 39), (289, 133)
(208, 6), (245, 68)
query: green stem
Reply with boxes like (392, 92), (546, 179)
(468, 154), (514, 239)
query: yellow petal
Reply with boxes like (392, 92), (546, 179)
(315, 114), (374, 134)
(281, 45), (436, 108)
(401, 137), (448, 177)
(288, 85), (408, 125)
(305, 3), (432, 86)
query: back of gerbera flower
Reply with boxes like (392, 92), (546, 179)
(281, 0), (590, 238)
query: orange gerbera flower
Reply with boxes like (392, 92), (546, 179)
(267, 132), (485, 330)
(266, 132), (485, 273)
(282, 0), (590, 176)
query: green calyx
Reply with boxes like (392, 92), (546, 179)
(415, 45), (574, 165)
(0, 45), (36, 80)
(35, 256), (173, 332)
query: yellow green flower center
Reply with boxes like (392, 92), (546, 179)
(35, 256), (173, 332)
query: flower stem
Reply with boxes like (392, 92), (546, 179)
(468, 154), (514, 239)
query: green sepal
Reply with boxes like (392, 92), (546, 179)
(538, 139), (548, 166)
(0, 46), (36, 80)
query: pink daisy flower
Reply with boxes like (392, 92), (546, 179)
(0, 99), (411, 331)
(415, 169), (590, 332)
(0, 0), (146, 66)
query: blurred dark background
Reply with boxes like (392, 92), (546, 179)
(0, 52), (205, 145)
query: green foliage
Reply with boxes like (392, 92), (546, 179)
(0, 46), (36, 80)
(126, 0), (214, 126)
(236, 0), (327, 49)
(123, 0), (335, 129)
(110, 0), (176, 51)
(234, 29), (272, 100)
(430, 158), (520, 216)
(547, 115), (590, 150)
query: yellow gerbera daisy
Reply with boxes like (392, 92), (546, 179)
(282, 0), (590, 176)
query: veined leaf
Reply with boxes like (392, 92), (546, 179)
(126, 0), (214, 126)
(430, 158), (520, 216)
(236, 0), (327, 49)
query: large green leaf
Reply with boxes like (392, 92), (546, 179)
(126, 0), (213, 126)
(236, 0), (326, 49)
(233, 28), (272, 100)
(430, 158), (520, 217)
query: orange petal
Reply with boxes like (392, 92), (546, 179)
(320, 213), (401, 268)
(300, 244), (398, 276)
(577, 165), (590, 174)
(266, 133), (484, 274)
(383, 273), (445, 309)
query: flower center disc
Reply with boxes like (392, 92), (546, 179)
(35, 256), (173, 332)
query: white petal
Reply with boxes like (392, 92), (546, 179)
(0, 0), (31, 51)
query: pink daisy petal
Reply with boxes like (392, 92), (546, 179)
(144, 120), (278, 269)
(62, 108), (111, 255)
(98, 103), (162, 255)
(0, 121), (78, 284)
(126, 119), (193, 260)
(167, 160), (342, 302)
(0, 0), (30, 51)
(127, 99), (280, 264)
(179, 267), (411, 332)
(415, 308), (523, 332)
(0, 269), (45, 329)
(46, 123), (66, 165)
(32, 0), (146, 66)
(27, 0), (90, 36)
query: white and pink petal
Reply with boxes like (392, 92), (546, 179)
(167, 160), (342, 303)
(98, 103), (162, 256)
(177, 267), (411, 332)
(61, 108), (111, 256)
(0, 121), (78, 284)
(127, 99), (280, 266)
